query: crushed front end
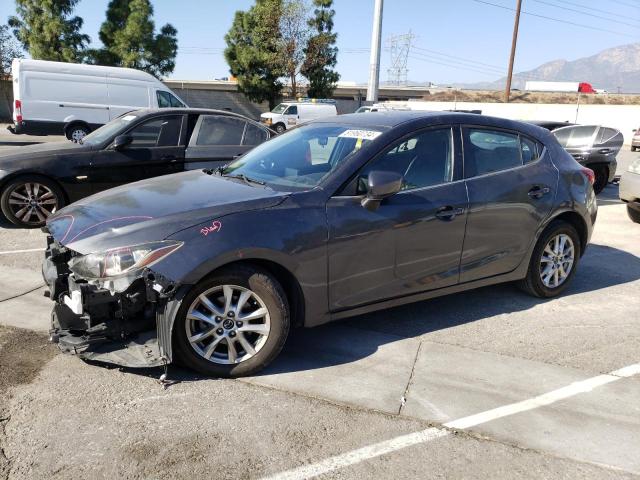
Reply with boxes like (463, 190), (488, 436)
(42, 235), (183, 368)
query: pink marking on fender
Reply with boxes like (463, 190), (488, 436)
(67, 216), (154, 243)
(55, 214), (76, 244)
(200, 220), (222, 237)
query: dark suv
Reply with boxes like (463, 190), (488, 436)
(42, 112), (598, 377)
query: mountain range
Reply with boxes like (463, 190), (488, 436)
(459, 42), (640, 93)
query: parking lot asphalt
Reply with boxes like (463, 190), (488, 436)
(0, 154), (639, 479)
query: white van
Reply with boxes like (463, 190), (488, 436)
(260, 99), (337, 134)
(9, 59), (187, 141)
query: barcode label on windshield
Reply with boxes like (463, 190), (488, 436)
(338, 129), (382, 140)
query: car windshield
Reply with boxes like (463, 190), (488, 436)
(271, 103), (289, 114)
(82, 114), (141, 146)
(220, 123), (384, 191)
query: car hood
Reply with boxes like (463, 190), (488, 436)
(0, 141), (89, 167)
(46, 170), (288, 254)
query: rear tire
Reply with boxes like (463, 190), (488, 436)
(518, 221), (581, 298)
(65, 124), (90, 142)
(627, 205), (640, 224)
(173, 265), (290, 377)
(0, 175), (65, 228)
(591, 165), (608, 195)
(631, 146), (637, 152)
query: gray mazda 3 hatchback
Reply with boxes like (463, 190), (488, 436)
(42, 112), (598, 377)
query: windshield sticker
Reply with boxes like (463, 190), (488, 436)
(338, 129), (382, 141)
(121, 115), (137, 122)
(200, 220), (222, 237)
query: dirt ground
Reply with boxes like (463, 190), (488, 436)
(0, 327), (56, 479)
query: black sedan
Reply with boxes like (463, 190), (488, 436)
(527, 121), (621, 194)
(42, 112), (597, 377)
(0, 108), (274, 227)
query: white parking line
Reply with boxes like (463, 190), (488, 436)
(261, 362), (640, 480)
(0, 248), (45, 255)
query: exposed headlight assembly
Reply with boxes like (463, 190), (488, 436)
(628, 159), (640, 174)
(68, 241), (183, 280)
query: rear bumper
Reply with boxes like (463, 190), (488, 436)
(42, 236), (185, 368)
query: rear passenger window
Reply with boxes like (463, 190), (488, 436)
(520, 136), (541, 164)
(196, 116), (245, 145)
(464, 129), (522, 177)
(243, 123), (269, 146)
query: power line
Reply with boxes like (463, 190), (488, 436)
(552, 0), (640, 24)
(469, 0), (639, 38)
(531, 0), (640, 29)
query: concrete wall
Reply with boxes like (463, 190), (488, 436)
(385, 100), (640, 145)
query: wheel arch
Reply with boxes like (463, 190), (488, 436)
(543, 210), (589, 257)
(186, 258), (306, 328)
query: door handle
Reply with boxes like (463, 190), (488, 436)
(161, 155), (177, 162)
(233, 153), (244, 159)
(528, 185), (550, 199)
(435, 206), (464, 221)
(597, 148), (612, 154)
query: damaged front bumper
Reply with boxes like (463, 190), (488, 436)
(42, 236), (184, 368)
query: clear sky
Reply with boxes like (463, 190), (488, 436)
(2, 0), (639, 84)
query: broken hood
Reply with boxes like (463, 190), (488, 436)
(46, 170), (287, 254)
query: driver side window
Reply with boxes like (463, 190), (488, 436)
(357, 128), (454, 194)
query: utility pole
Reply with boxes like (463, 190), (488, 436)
(367, 0), (384, 102)
(504, 0), (523, 103)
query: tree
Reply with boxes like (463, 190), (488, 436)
(224, 0), (285, 109)
(278, 0), (310, 98)
(301, 0), (339, 98)
(0, 24), (23, 117)
(8, 0), (89, 62)
(88, 0), (178, 78)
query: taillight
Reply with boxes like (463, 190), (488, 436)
(582, 167), (595, 185)
(14, 100), (22, 123)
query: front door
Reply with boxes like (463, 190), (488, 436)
(460, 126), (557, 282)
(89, 114), (185, 193)
(327, 127), (468, 311)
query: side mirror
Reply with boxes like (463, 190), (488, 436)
(113, 134), (133, 150)
(361, 170), (403, 211)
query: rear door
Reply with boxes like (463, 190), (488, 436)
(184, 115), (269, 171)
(88, 114), (185, 192)
(460, 126), (557, 282)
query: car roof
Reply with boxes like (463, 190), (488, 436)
(129, 107), (257, 121)
(313, 111), (553, 139)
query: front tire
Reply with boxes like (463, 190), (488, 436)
(274, 123), (286, 134)
(0, 175), (65, 228)
(173, 265), (290, 377)
(628, 205), (640, 224)
(518, 221), (581, 298)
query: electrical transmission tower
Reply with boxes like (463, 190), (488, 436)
(386, 31), (416, 86)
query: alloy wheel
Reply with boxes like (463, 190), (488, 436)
(71, 128), (87, 142)
(539, 233), (575, 289)
(7, 182), (59, 226)
(185, 284), (271, 365)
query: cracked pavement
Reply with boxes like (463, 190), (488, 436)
(0, 181), (639, 479)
